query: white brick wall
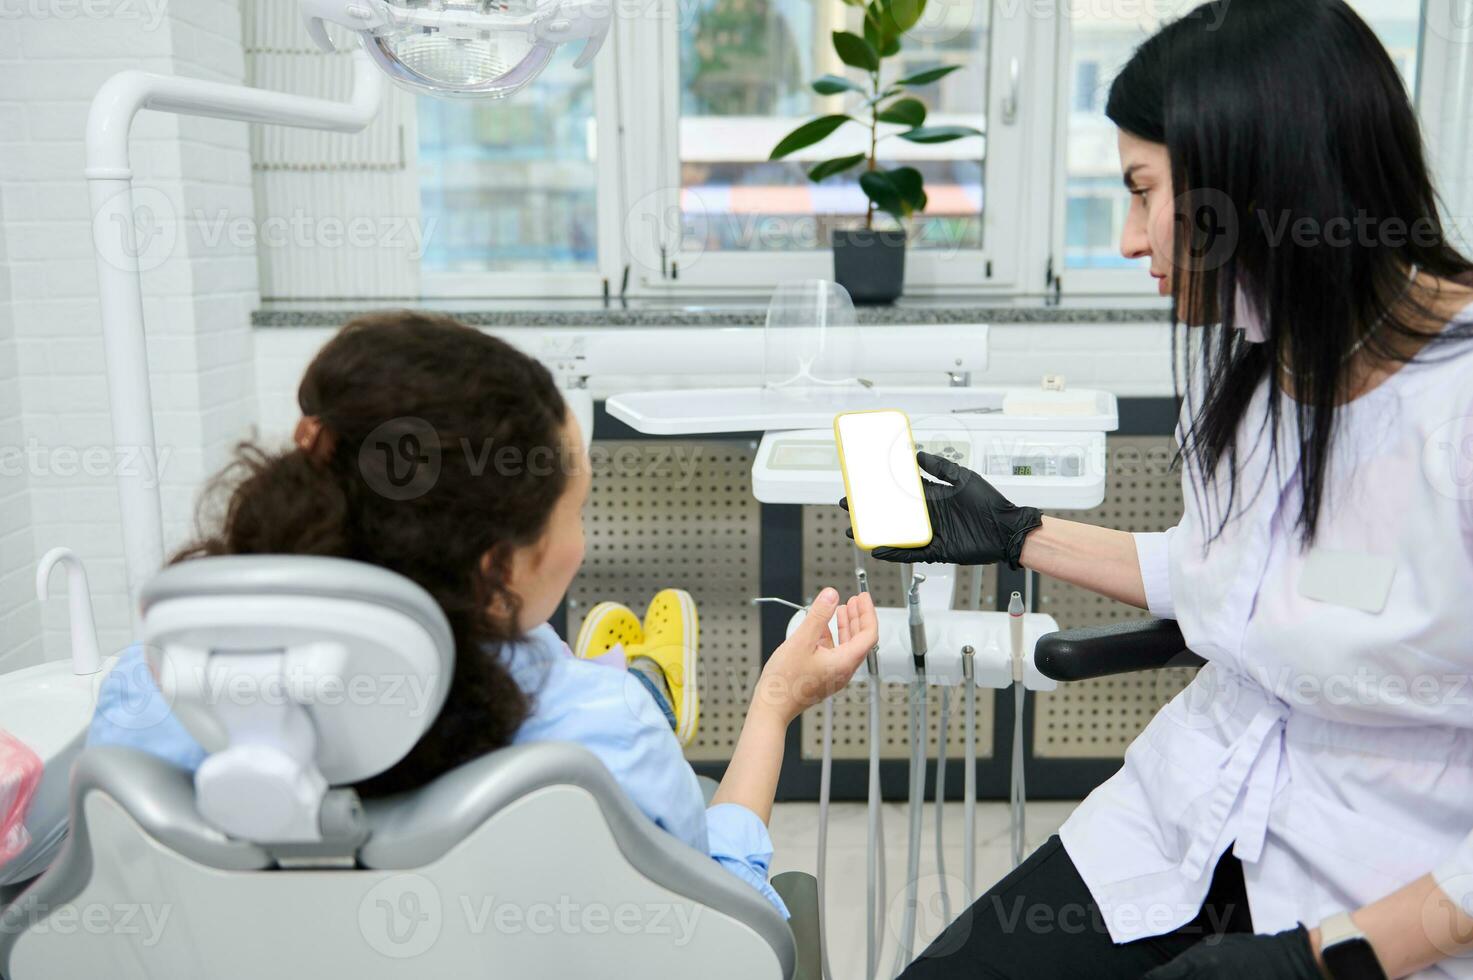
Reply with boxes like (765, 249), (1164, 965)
(1, 1), (260, 664)
(0, 179), (45, 674)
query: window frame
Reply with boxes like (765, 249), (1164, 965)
(1051, 0), (1437, 300)
(593, 0), (1059, 298)
(410, 0), (1443, 301)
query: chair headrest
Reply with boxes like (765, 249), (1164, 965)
(141, 555), (454, 843)
(142, 555), (454, 654)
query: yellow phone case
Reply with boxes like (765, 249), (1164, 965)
(834, 409), (934, 552)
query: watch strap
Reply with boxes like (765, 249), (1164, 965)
(1319, 911), (1365, 948)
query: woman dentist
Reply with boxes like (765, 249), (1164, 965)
(875, 1), (1473, 977)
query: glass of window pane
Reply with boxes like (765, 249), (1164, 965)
(418, 49), (598, 274)
(679, 0), (992, 253)
(1064, 1), (1424, 273)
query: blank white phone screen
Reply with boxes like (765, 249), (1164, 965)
(835, 410), (933, 550)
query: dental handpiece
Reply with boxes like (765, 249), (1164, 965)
(855, 567), (879, 676)
(907, 572), (928, 675)
(1008, 589), (1025, 682)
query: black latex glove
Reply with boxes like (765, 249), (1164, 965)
(1142, 926), (1325, 980)
(839, 451), (1042, 569)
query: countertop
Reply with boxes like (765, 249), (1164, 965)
(252, 294), (1172, 328)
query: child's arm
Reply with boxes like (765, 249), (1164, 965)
(710, 589), (876, 823)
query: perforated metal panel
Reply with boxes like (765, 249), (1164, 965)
(800, 506), (996, 761)
(566, 433), (1187, 769)
(568, 441), (761, 762)
(1033, 435), (1196, 759)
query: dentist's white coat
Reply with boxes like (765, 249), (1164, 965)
(1060, 304), (1473, 977)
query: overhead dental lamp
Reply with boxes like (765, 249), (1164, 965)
(300, 0), (609, 99)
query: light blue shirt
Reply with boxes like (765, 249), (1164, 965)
(87, 626), (787, 916)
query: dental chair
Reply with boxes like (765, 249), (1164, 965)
(0, 556), (812, 979)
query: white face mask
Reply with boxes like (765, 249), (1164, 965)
(1234, 285), (1270, 343)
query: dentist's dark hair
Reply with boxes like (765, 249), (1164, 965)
(178, 310), (570, 797)
(1107, 0), (1473, 542)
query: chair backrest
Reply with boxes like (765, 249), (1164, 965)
(0, 742), (796, 979)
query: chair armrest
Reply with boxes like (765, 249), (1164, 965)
(1033, 618), (1203, 682)
(770, 871), (822, 980)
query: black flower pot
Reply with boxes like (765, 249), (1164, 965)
(832, 228), (907, 305)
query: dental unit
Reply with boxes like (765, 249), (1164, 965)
(604, 280), (1119, 978)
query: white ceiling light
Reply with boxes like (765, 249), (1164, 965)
(301, 0), (609, 100)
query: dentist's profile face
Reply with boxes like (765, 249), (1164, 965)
(1117, 130), (1177, 298)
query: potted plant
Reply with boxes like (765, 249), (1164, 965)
(769, 0), (983, 304)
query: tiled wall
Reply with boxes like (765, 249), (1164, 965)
(0, 1), (260, 666)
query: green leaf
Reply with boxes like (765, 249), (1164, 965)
(832, 31), (879, 72)
(897, 125), (984, 144)
(863, 3), (900, 57)
(859, 170), (906, 221)
(896, 64), (961, 87)
(889, 0), (926, 33)
(807, 153), (867, 182)
(876, 97), (927, 127)
(770, 114), (853, 159)
(812, 74), (866, 96)
(886, 166), (926, 211)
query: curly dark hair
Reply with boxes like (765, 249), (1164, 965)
(178, 310), (570, 797)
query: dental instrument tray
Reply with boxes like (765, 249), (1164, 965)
(752, 424), (1108, 509)
(606, 385), (1118, 436)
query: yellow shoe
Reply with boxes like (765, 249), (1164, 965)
(628, 589), (700, 746)
(573, 602), (644, 660)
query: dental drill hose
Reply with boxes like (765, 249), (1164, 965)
(857, 564), (886, 980)
(892, 571), (928, 977)
(1009, 591), (1027, 868)
(867, 658), (886, 980)
(892, 676), (927, 977)
(818, 692), (835, 980)
(963, 645), (976, 902)
(935, 684), (952, 926)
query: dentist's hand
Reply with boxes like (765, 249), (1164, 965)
(756, 588), (877, 724)
(841, 451), (1043, 568)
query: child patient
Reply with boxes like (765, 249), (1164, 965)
(88, 310), (876, 913)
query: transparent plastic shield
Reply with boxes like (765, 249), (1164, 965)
(760, 280), (877, 415)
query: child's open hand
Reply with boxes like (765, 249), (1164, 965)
(755, 588), (878, 724)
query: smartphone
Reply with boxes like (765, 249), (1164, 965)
(834, 409), (934, 551)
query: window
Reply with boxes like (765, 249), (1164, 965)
(676, 0), (991, 256)
(610, 0), (1035, 291)
(403, 0), (1434, 298)
(1073, 60), (1100, 113)
(417, 48), (599, 284)
(1061, 1), (1427, 285)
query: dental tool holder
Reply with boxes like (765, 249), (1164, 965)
(784, 607), (1059, 690)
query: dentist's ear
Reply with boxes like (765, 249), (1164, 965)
(1233, 284), (1270, 343)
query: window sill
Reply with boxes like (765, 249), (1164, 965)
(253, 293), (1172, 329)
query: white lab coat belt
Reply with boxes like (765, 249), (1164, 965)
(1181, 702), (1288, 880)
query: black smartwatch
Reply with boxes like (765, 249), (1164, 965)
(1318, 912), (1388, 980)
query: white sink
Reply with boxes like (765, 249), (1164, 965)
(0, 657), (115, 887)
(0, 660), (102, 763)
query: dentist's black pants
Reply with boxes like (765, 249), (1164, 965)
(899, 835), (1253, 979)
